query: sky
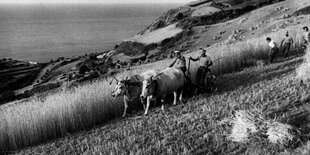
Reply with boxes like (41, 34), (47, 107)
(0, 0), (193, 4)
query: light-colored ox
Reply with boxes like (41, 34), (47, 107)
(140, 67), (185, 115)
(111, 70), (157, 117)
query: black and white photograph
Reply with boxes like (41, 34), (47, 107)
(1, 0), (310, 154)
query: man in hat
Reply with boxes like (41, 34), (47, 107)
(189, 48), (213, 91)
(266, 37), (279, 63)
(169, 50), (187, 74)
(280, 31), (294, 58)
(303, 26), (310, 48)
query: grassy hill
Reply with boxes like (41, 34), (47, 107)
(1, 0), (310, 154)
(15, 50), (310, 155)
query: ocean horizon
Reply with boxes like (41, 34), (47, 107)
(0, 3), (181, 63)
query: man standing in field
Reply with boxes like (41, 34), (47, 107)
(266, 37), (279, 63)
(169, 50), (187, 74)
(303, 26), (310, 48)
(280, 31), (294, 58)
(189, 48), (213, 92)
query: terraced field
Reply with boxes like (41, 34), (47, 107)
(0, 60), (42, 99)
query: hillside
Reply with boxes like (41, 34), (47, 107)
(16, 52), (310, 154)
(1, 52), (118, 104)
(115, 0), (310, 63)
(1, 0), (310, 154)
(2, 0), (310, 104)
(0, 59), (44, 104)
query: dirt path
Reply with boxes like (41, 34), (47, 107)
(14, 60), (72, 95)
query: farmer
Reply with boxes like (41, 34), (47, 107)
(169, 50), (187, 74)
(280, 31), (294, 58)
(189, 48), (213, 91)
(266, 37), (279, 63)
(303, 26), (310, 47)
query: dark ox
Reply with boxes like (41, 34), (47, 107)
(111, 70), (157, 117)
(140, 68), (185, 115)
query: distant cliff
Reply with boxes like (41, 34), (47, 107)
(138, 0), (283, 34)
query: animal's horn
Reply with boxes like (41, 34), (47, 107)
(150, 75), (154, 80)
(113, 76), (119, 82)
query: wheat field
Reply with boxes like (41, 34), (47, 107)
(297, 44), (310, 80)
(0, 24), (307, 152)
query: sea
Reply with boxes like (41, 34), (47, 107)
(0, 4), (180, 63)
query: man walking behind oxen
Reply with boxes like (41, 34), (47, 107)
(266, 37), (279, 63)
(303, 26), (310, 49)
(169, 50), (187, 74)
(189, 48), (213, 93)
(280, 31), (294, 59)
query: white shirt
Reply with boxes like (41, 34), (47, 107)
(269, 41), (276, 48)
(304, 32), (310, 42)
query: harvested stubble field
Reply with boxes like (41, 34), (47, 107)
(0, 22), (309, 153)
(15, 49), (310, 154)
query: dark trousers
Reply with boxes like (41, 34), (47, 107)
(196, 66), (210, 88)
(269, 47), (279, 63)
(282, 43), (291, 58)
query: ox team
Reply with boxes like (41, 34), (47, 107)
(111, 48), (213, 116)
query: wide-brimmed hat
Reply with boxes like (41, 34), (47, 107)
(174, 50), (180, 54)
(200, 48), (206, 52)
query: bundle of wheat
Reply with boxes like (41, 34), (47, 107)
(266, 121), (296, 146)
(229, 110), (299, 146)
(229, 110), (264, 142)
